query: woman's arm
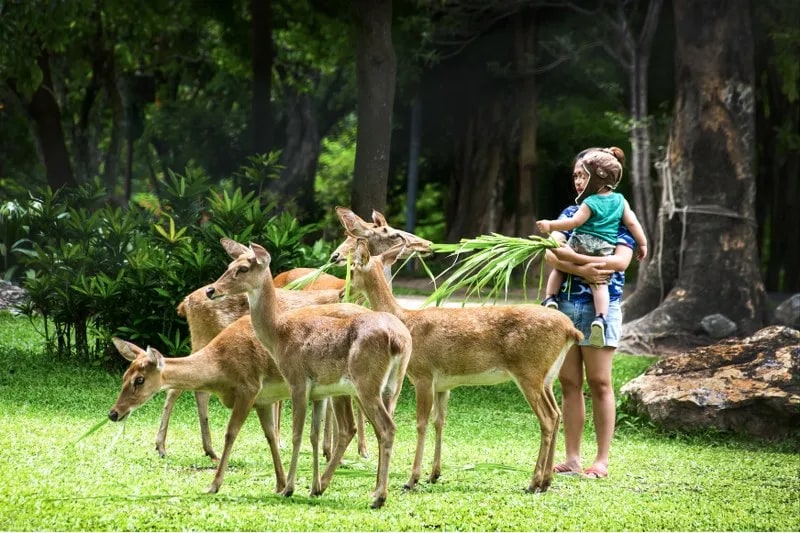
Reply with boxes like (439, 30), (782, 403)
(545, 243), (634, 283)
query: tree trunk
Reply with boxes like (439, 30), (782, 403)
(276, 87), (321, 220)
(406, 96), (422, 233)
(510, 8), (539, 238)
(350, 0), (396, 218)
(621, 0), (768, 354)
(251, 0), (274, 158)
(25, 53), (76, 189)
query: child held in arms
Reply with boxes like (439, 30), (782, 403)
(536, 146), (647, 347)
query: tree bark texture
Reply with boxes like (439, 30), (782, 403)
(251, 0), (274, 158)
(25, 53), (76, 189)
(621, 0), (768, 354)
(350, 0), (396, 218)
(275, 88), (321, 220)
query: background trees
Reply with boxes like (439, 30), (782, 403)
(1, 0), (797, 353)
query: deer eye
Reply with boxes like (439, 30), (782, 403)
(238, 265), (249, 273)
(134, 376), (145, 386)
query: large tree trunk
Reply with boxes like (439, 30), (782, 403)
(24, 53), (76, 189)
(276, 87), (321, 220)
(508, 7), (539, 238)
(446, 100), (510, 241)
(251, 0), (274, 159)
(621, 0), (768, 354)
(350, 0), (396, 218)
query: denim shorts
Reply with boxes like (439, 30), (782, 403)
(557, 298), (622, 348)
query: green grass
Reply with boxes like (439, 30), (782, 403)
(0, 311), (798, 531)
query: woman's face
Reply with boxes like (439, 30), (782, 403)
(572, 162), (590, 197)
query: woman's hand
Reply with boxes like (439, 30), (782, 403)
(574, 261), (614, 284)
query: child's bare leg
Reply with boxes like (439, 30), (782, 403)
(588, 283), (610, 347)
(591, 283), (609, 317)
(543, 269), (563, 308)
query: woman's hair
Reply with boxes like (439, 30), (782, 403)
(573, 146), (626, 203)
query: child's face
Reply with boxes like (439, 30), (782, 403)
(572, 163), (590, 197)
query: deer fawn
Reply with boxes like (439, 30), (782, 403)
(206, 238), (412, 508)
(109, 305), (366, 495)
(155, 286), (343, 460)
(346, 237), (584, 493)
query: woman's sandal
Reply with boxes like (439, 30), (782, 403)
(582, 464), (608, 479)
(553, 463), (581, 476)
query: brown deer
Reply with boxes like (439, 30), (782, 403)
(154, 286), (343, 460)
(108, 312), (364, 495)
(154, 208), (431, 462)
(206, 238), (412, 508)
(346, 237), (584, 493)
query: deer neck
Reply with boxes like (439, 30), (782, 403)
(245, 267), (281, 348)
(161, 354), (220, 391)
(363, 262), (406, 319)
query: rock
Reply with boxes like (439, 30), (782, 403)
(621, 326), (800, 439)
(773, 294), (800, 328)
(700, 313), (737, 338)
(0, 281), (28, 311)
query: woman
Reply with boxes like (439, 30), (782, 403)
(542, 147), (639, 479)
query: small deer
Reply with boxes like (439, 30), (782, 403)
(109, 309), (365, 495)
(206, 238), (412, 508)
(155, 286), (343, 460)
(346, 237), (584, 493)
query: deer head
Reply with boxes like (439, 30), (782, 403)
(205, 239), (271, 300)
(332, 206), (432, 264)
(108, 338), (166, 422)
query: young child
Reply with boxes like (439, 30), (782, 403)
(536, 146), (647, 347)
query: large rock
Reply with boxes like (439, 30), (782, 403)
(621, 326), (800, 439)
(0, 281), (27, 311)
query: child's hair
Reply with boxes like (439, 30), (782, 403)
(573, 146), (626, 203)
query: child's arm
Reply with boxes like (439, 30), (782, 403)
(536, 204), (591, 234)
(621, 200), (648, 260)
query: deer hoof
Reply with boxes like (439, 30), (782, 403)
(280, 487), (294, 498)
(370, 496), (386, 509)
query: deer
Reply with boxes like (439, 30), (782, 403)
(154, 285), (343, 461)
(205, 238), (413, 508)
(153, 208), (431, 462)
(108, 308), (364, 496)
(344, 236), (584, 494)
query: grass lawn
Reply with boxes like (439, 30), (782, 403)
(0, 311), (798, 531)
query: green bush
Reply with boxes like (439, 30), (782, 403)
(10, 166), (334, 365)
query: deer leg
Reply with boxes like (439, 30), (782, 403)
(273, 400), (282, 448)
(428, 389), (450, 484)
(309, 399), (326, 496)
(356, 404), (369, 458)
(194, 391), (218, 461)
(323, 399), (334, 462)
(155, 389), (180, 458)
(254, 404), (286, 493)
(282, 386), (309, 498)
(356, 393), (396, 509)
(405, 381), (434, 491)
(516, 377), (561, 493)
(206, 397), (254, 494)
(319, 396), (356, 494)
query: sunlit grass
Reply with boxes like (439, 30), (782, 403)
(0, 311), (798, 531)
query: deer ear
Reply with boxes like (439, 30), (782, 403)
(221, 238), (248, 259)
(113, 337), (144, 362)
(337, 207), (368, 236)
(371, 210), (388, 227)
(248, 242), (270, 265)
(353, 238), (371, 268)
(145, 346), (166, 371)
(381, 242), (405, 267)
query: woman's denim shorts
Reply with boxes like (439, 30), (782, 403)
(557, 298), (622, 348)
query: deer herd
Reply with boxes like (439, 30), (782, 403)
(107, 206), (583, 508)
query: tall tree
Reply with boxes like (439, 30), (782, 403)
(350, 0), (396, 217)
(621, 0), (768, 352)
(251, 0), (274, 159)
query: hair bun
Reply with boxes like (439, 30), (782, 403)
(608, 146), (625, 166)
